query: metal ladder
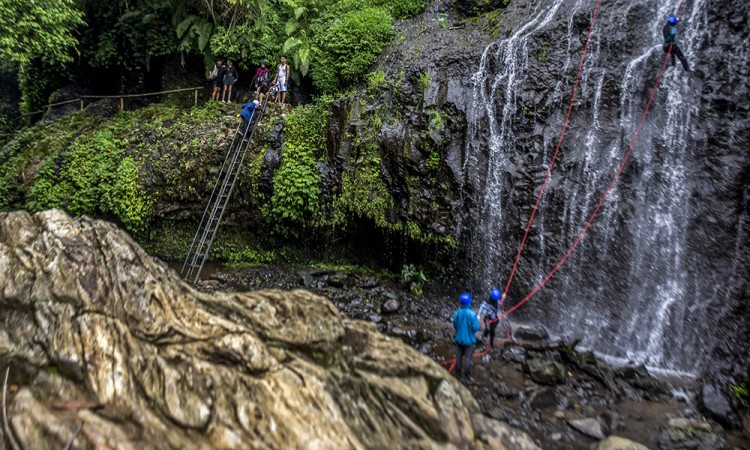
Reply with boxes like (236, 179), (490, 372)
(181, 99), (267, 283)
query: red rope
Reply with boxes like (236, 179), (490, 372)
(440, 0), (689, 374)
(498, 0), (688, 322)
(504, 0), (602, 294)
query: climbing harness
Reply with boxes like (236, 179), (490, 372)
(440, 0), (689, 374)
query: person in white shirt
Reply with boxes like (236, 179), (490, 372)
(272, 56), (290, 103)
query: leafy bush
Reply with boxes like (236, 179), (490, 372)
(417, 70), (430, 93)
(401, 263), (427, 295)
(367, 70), (386, 92)
(26, 126), (154, 233)
(268, 102), (331, 232)
(731, 383), (748, 407)
(212, 242), (276, 266)
(312, 7), (394, 93)
(0, 0), (84, 66)
(371, 0), (426, 19)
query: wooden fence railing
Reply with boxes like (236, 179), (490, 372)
(20, 86), (205, 118)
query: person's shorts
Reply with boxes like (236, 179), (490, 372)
(278, 81), (287, 93)
(258, 84), (270, 94)
(212, 79), (222, 88)
(224, 75), (235, 85)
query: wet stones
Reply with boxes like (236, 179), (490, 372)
(527, 387), (559, 410)
(524, 358), (565, 385)
(503, 345), (527, 363)
(382, 299), (400, 314)
(597, 436), (649, 450)
(514, 326), (555, 349)
(567, 417), (607, 440)
(699, 384), (741, 429)
(658, 418), (730, 450)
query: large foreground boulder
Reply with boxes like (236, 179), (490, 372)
(0, 210), (538, 449)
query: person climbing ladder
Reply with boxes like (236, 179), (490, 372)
(663, 15), (690, 71)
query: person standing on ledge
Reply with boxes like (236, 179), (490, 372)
(663, 15), (690, 71)
(453, 292), (480, 383)
(272, 56), (290, 103)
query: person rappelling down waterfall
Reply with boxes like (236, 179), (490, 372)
(663, 16), (690, 71)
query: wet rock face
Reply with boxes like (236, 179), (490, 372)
(0, 209), (537, 449)
(700, 384), (741, 429)
(454, 0), (750, 373)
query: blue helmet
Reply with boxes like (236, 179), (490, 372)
(667, 16), (678, 24)
(460, 292), (472, 305)
(490, 289), (502, 301)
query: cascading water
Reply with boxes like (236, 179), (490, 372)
(466, 0), (716, 373)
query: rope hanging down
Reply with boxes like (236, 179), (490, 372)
(439, 0), (602, 372)
(440, 0), (689, 373)
(497, 0), (688, 322)
(503, 0), (602, 295)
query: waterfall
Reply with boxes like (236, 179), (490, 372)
(467, 0), (711, 373)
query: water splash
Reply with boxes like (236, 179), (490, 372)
(467, 0), (710, 372)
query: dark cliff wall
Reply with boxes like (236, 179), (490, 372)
(366, 0), (749, 373)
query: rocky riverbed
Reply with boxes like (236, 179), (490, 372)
(197, 264), (750, 449)
(0, 210), (542, 450)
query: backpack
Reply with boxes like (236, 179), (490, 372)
(255, 70), (268, 85)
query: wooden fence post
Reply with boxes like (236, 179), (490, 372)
(80, 99), (84, 111)
(194, 89), (198, 106)
(119, 98), (124, 112)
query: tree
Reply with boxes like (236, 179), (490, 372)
(0, 0), (85, 67)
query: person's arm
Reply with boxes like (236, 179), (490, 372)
(471, 313), (480, 333)
(285, 66), (290, 84)
(272, 68), (278, 83)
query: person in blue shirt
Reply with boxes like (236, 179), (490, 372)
(453, 292), (480, 381)
(663, 16), (690, 71)
(240, 100), (259, 131)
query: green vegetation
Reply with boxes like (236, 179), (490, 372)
(312, 7), (394, 93)
(1, 103), (226, 234)
(401, 263), (427, 295)
(212, 242), (277, 266)
(0, 0), (84, 66)
(417, 71), (430, 93)
(2, 0), (428, 122)
(268, 101), (330, 231)
(367, 70), (387, 93)
(436, 13), (449, 29)
(537, 41), (549, 62)
(731, 382), (748, 406)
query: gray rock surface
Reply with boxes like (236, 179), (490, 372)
(567, 417), (607, 440)
(0, 209), (538, 450)
(699, 384), (740, 429)
(524, 358), (565, 385)
(597, 436), (649, 450)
